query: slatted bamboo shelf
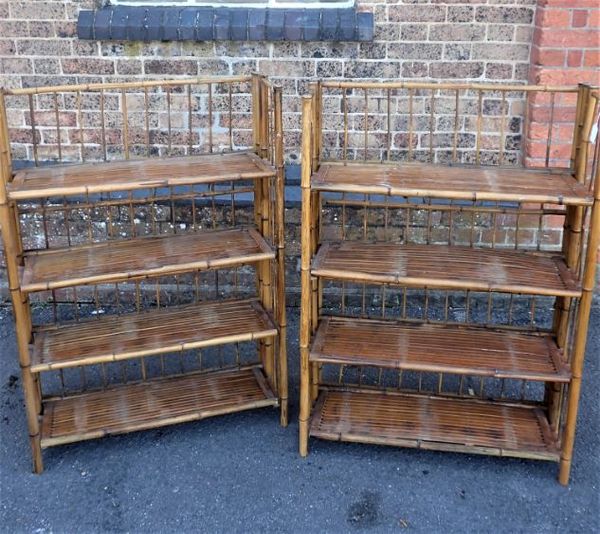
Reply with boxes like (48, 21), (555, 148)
(310, 390), (560, 461)
(299, 82), (600, 485)
(40, 367), (277, 448)
(313, 162), (594, 206)
(0, 74), (288, 472)
(312, 242), (581, 298)
(31, 299), (276, 372)
(8, 152), (274, 200)
(21, 227), (274, 293)
(310, 317), (571, 382)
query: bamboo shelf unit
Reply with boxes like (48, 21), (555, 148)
(0, 74), (288, 473)
(299, 81), (599, 485)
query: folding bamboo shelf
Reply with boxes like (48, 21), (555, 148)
(299, 81), (599, 485)
(0, 74), (288, 473)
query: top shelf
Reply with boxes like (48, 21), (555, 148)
(8, 152), (275, 200)
(312, 162), (593, 206)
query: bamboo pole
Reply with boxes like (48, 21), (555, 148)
(0, 90), (43, 473)
(549, 85), (593, 430)
(308, 82), (322, 173)
(558, 201), (599, 482)
(251, 74), (261, 155)
(5, 75), (252, 96)
(321, 81), (578, 92)
(299, 96), (314, 456)
(558, 96), (600, 486)
(310, 190), (321, 401)
(258, 83), (273, 381)
(273, 86), (288, 426)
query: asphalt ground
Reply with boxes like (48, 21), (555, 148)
(0, 303), (598, 534)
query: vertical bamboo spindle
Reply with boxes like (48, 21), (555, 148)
(299, 96), (314, 456)
(558, 95), (599, 486)
(310, 82), (322, 172)
(0, 91), (44, 473)
(260, 79), (269, 161)
(252, 74), (260, 153)
(273, 86), (288, 426)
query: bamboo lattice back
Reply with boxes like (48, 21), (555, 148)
(313, 81), (588, 169)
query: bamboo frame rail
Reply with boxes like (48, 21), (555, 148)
(0, 74), (287, 472)
(299, 80), (599, 485)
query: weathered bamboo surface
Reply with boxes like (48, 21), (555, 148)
(21, 228), (274, 292)
(310, 389), (560, 461)
(311, 317), (570, 382)
(41, 367), (277, 447)
(312, 242), (581, 297)
(313, 163), (593, 206)
(8, 152), (274, 200)
(32, 299), (276, 372)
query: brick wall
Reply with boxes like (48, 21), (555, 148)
(0, 0), (598, 298)
(0, 0), (540, 158)
(527, 0), (599, 168)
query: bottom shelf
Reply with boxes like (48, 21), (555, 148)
(41, 367), (278, 447)
(310, 389), (560, 461)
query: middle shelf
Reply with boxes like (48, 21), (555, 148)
(312, 241), (581, 297)
(21, 227), (274, 293)
(31, 298), (276, 372)
(310, 316), (571, 382)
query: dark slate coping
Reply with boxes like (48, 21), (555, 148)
(77, 6), (373, 42)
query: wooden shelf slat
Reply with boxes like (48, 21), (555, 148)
(41, 367), (278, 448)
(312, 241), (581, 297)
(311, 317), (571, 382)
(310, 389), (560, 461)
(312, 162), (593, 206)
(32, 299), (276, 372)
(21, 227), (274, 292)
(8, 152), (275, 200)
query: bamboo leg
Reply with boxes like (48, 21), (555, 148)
(559, 95), (599, 485)
(559, 198), (599, 484)
(0, 92), (43, 472)
(273, 86), (288, 427)
(299, 96), (314, 456)
(549, 85), (592, 430)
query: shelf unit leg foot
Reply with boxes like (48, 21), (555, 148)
(299, 419), (309, 457)
(279, 398), (288, 427)
(558, 458), (571, 486)
(30, 436), (43, 474)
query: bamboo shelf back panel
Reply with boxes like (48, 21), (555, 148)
(312, 242), (581, 297)
(41, 367), (277, 448)
(0, 74), (288, 472)
(299, 82), (600, 485)
(310, 317), (571, 382)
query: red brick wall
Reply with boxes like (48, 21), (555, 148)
(527, 0), (599, 168)
(526, 0), (599, 277)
